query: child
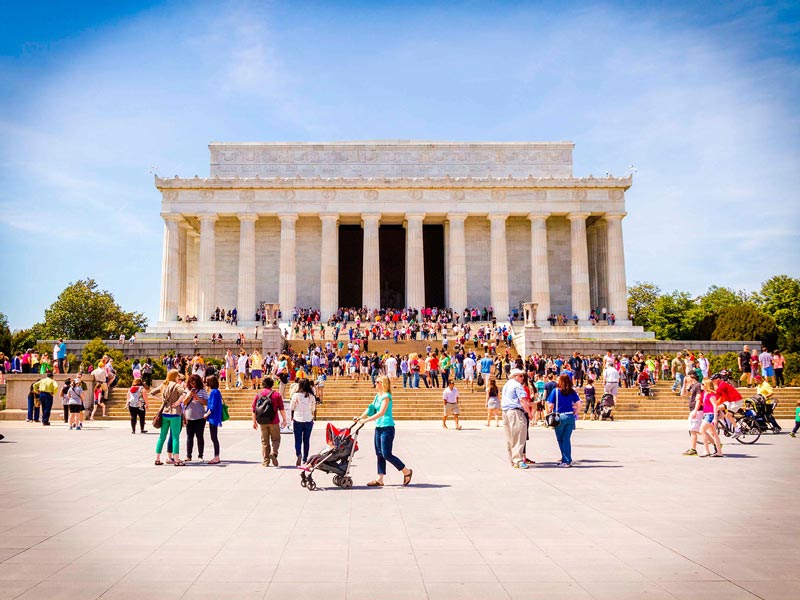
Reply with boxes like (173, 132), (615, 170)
(791, 400), (800, 438)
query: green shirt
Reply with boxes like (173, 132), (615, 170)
(367, 392), (395, 428)
(441, 356), (451, 370)
(795, 407), (800, 421)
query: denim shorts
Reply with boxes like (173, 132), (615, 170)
(703, 413), (714, 424)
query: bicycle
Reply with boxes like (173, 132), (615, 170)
(717, 408), (761, 444)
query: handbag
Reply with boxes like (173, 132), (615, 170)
(221, 402), (230, 422)
(545, 390), (561, 427)
(152, 405), (164, 429)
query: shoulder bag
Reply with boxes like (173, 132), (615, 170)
(545, 390), (561, 427)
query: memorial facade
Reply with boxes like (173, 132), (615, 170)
(153, 141), (642, 336)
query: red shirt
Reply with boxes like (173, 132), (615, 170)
(715, 380), (742, 403)
(251, 389), (285, 424)
(429, 357), (439, 370)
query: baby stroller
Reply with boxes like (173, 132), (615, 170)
(746, 395), (781, 434)
(637, 380), (653, 397)
(594, 393), (616, 421)
(300, 421), (363, 490)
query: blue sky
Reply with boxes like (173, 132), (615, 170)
(1, 0), (799, 330)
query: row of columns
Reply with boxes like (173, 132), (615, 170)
(159, 211), (629, 324)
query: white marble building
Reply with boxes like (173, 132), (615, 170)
(151, 141), (651, 339)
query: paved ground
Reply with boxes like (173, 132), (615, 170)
(1, 418), (798, 600)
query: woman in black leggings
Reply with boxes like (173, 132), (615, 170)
(126, 378), (148, 433)
(183, 374), (208, 461)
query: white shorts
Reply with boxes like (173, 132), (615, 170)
(349, 366), (356, 374)
(465, 372), (474, 381)
(688, 412), (704, 433)
(724, 400), (743, 412)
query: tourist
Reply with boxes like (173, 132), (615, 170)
(790, 400), (800, 438)
(485, 377), (500, 427)
(698, 379), (723, 457)
(184, 374), (207, 460)
(33, 371), (58, 426)
(26, 381), (40, 423)
(758, 346), (775, 385)
(713, 374), (743, 438)
(737, 345), (751, 386)
(749, 349), (760, 387)
(56, 339), (67, 373)
(237, 350), (249, 389)
(203, 375), (223, 464)
(442, 379), (462, 430)
(126, 378), (148, 434)
(66, 376), (86, 430)
(252, 377), (287, 467)
(60, 378), (71, 422)
(463, 352), (476, 392)
(583, 379), (596, 419)
(682, 372), (704, 456)
(90, 362), (108, 420)
(546, 373), (582, 467)
(356, 375), (413, 487)
(142, 358), (154, 388)
(602, 359), (620, 402)
(151, 369), (187, 466)
(291, 377), (316, 466)
(400, 355), (410, 388)
(773, 350), (786, 387)
(250, 349), (264, 389)
(501, 369), (530, 468)
(224, 349), (236, 389)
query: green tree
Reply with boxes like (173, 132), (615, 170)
(40, 279), (147, 340)
(712, 304), (778, 348)
(648, 291), (697, 340)
(697, 285), (747, 314)
(0, 313), (11, 355)
(753, 275), (800, 351)
(627, 281), (661, 329)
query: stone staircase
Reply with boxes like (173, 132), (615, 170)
(102, 380), (800, 422)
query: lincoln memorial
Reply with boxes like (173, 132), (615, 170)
(150, 141), (651, 340)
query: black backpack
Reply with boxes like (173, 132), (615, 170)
(254, 390), (276, 424)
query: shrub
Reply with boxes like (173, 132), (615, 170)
(707, 352), (739, 376)
(712, 305), (778, 348)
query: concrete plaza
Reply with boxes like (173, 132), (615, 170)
(0, 419), (798, 600)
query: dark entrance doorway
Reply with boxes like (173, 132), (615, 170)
(423, 224), (445, 307)
(338, 224), (363, 308)
(379, 225), (405, 308)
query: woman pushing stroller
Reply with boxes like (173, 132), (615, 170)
(355, 375), (414, 487)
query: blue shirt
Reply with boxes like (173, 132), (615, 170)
(367, 392), (395, 427)
(501, 379), (527, 411)
(479, 357), (493, 374)
(547, 389), (580, 413)
(206, 389), (223, 426)
(57, 343), (67, 359)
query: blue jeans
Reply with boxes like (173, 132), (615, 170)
(430, 369), (440, 387)
(442, 370), (450, 387)
(672, 373), (685, 392)
(39, 392), (53, 425)
(374, 426), (405, 475)
(27, 395), (40, 421)
(554, 413), (576, 464)
(293, 420), (314, 462)
(402, 373), (409, 388)
(412, 372), (420, 388)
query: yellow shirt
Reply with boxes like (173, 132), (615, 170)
(757, 381), (774, 400)
(34, 377), (59, 395)
(251, 355), (263, 370)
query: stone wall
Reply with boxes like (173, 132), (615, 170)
(540, 339), (760, 357)
(5, 374), (97, 412)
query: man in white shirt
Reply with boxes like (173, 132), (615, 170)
(441, 381), (461, 430)
(237, 351), (249, 389)
(602, 363), (620, 400)
(501, 368), (531, 468)
(385, 354), (398, 379)
(463, 355), (477, 392)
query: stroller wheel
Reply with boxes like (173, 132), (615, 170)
(342, 477), (353, 489)
(300, 477), (307, 488)
(307, 478), (317, 491)
(333, 475), (342, 487)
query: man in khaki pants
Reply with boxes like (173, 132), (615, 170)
(252, 377), (287, 467)
(501, 369), (532, 469)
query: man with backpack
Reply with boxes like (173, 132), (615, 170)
(252, 377), (287, 467)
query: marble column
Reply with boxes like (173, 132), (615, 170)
(320, 213), (339, 319)
(197, 214), (218, 322)
(447, 212), (468, 313)
(278, 213), (298, 319)
(528, 212), (550, 325)
(186, 230), (199, 318)
(405, 212), (426, 309)
(177, 222), (189, 319)
(237, 214), (258, 322)
(362, 213), (381, 309)
(605, 212), (630, 322)
(488, 213), (510, 320)
(158, 214), (182, 322)
(568, 212), (591, 322)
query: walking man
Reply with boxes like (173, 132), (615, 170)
(442, 380), (462, 430)
(501, 368), (531, 468)
(252, 377), (288, 467)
